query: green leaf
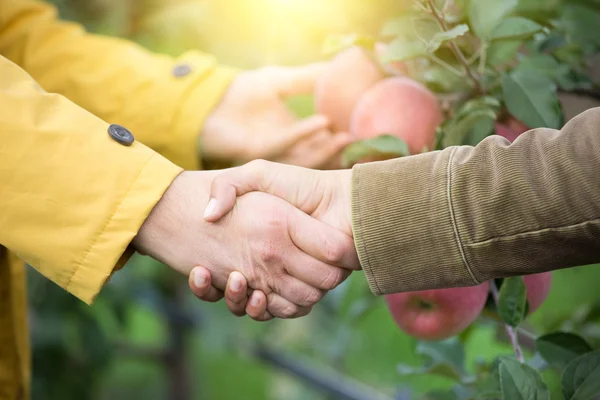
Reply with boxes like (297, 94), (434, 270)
(500, 358), (550, 400)
(561, 350), (600, 400)
(442, 96), (500, 147)
(428, 24), (470, 52)
(490, 17), (544, 41)
(536, 332), (593, 369)
(382, 37), (428, 63)
(341, 135), (409, 167)
(381, 15), (445, 61)
(398, 339), (467, 382)
(561, 4), (600, 50)
(463, 117), (496, 147)
(397, 361), (463, 382)
(474, 357), (505, 399)
(516, 54), (571, 85)
(420, 65), (468, 93)
(322, 33), (376, 55)
(417, 338), (466, 374)
(469, 0), (518, 40)
(498, 277), (527, 327)
(487, 40), (522, 66)
(502, 69), (563, 129)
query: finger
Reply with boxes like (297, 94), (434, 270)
(283, 132), (354, 169)
(189, 266), (224, 302)
(225, 271), (250, 317)
(246, 290), (273, 321)
(264, 114), (331, 157)
(284, 248), (352, 291)
(287, 207), (361, 270)
(272, 62), (328, 97)
(272, 273), (325, 307)
(266, 292), (313, 319)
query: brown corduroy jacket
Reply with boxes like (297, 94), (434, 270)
(351, 107), (600, 295)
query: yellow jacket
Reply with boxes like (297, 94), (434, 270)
(0, 1), (236, 398)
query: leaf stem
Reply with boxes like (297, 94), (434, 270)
(426, 0), (484, 94)
(490, 281), (525, 363)
(517, 327), (537, 342)
(429, 54), (465, 77)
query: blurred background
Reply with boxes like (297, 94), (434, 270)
(28, 1), (600, 399)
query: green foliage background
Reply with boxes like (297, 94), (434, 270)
(28, 1), (600, 399)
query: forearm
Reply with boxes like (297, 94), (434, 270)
(0, 56), (181, 304)
(352, 108), (600, 295)
(132, 170), (220, 276)
(0, 0), (237, 169)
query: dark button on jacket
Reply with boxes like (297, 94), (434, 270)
(108, 124), (135, 146)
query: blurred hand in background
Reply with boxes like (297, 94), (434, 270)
(201, 64), (353, 169)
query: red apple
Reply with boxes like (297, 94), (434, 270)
(524, 272), (552, 315)
(495, 116), (530, 143)
(315, 46), (384, 132)
(385, 283), (489, 341)
(494, 122), (521, 143)
(350, 77), (443, 154)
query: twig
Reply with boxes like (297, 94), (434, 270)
(251, 344), (395, 400)
(559, 88), (600, 101)
(426, 0), (484, 94)
(429, 54), (465, 77)
(517, 327), (538, 342)
(490, 281), (525, 363)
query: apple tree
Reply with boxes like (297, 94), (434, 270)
(314, 0), (600, 398)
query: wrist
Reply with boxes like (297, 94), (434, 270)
(321, 169), (353, 238)
(132, 170), (214, 261)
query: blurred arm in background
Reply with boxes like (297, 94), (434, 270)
(0, 54), (357, 317)
(0, 0), (351, 170)
(191, 108), (600, 319)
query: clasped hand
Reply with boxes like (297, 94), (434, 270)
(188, 160), (356, 320)
(133, 168), (358, 320)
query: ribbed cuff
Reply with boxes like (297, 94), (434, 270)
(350, 150), (478, 295)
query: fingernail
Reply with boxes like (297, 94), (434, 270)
(231, 274), (242, 291)
(203, 198), (217, 219)
(250, 294), (260, 307)
(193, 270), (206, 287)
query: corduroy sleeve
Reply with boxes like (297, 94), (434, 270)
(352, 108), (600, 295)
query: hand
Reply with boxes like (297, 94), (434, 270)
(205, 160), (353, 236)
(201, 64), (353, 168)
(192, 160), (355, 320)
(189, 268), (272, 321)
(132, 170), (359, 319)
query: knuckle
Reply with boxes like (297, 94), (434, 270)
(259, 241), (280, 264)
(279, 304), (299, 319)
(320, 268), (344, 291)
(248, 158), (268, 170)
(302, 288), (323, 307)
(323, 237), (346, 264)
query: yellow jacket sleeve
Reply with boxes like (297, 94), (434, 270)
(0, 55), (182, 304)
(0, 0), (237, 170)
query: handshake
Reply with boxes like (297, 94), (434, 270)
(132, 160), (359, 321)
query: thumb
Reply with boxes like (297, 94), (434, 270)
(203, 161), (269, 222)
(203, 160), (322, 222)
(273, 62), (328, 97)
